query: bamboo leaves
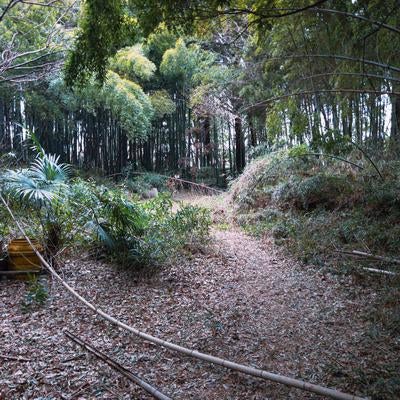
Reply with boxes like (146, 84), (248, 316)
(103, 71), (154, 139)
(110, 45), (156, 83)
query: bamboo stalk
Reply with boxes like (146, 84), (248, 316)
(0, 353), (33, 362)
(107, 172), (224, 194)
(242, 89), (400, 113)
(339, 250), (400, 265)
(165, 175), (224, 194)
(0, 270), (41, 275)
(0, 194), (366, 400)
(362, 267), (397, 276)
(65, 331), (171, 400)
(352, 250), (400, 264)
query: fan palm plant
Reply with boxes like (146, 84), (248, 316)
(0, 145), (72, 262)
(1, 153), (71, 206)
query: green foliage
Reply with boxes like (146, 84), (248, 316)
(103, 71), (154, 138)
(169, 205), (211, 244)
(24, 91), (64, 122)
(21, 277), (49, 312)
(149, 90), (176, 118)
(73, 184), (211, 265)
(272, 174), (351, 211)
(231, 149), (400, 270)
(160, 39), (215, 90)
(1, 151), (211, 268)
(363, 181), (400, 214)
(143, 24), (177, 66)
(128, 0), (228, 36)
(288, 144), (308, 158)
(190, 63), (237, 116)
(1, 152), (71, 207)
(230, 150), (315, 212)
(110, 45), (156, 82)
(125, 172), (168, 195)
(49, 71), (155, 140)
(0, 144), (74, 257)
(265, 107), (284, 143)
(65, 0), (126, 85)
(85, 186), (148, 252)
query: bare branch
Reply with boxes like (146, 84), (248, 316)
(195, 0), (329, 21)
(297, 72), (400, 85)
(0, 0), (20, 23)
(310, 7), (400, 35)
(259, 54), (400, 73)
(241, 89), (400, 112)
(0, 0), (73, 83)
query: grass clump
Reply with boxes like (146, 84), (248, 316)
(272, 174), (352, 210)
(21, 276), (48, 312)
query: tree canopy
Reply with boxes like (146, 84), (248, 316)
(0, 0), (399, 177)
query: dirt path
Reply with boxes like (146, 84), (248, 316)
(0, 195), (396, 399)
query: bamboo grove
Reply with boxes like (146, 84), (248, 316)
(0, 0), (399, 185)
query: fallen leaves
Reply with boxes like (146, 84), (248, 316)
(0, 220), (398, 399)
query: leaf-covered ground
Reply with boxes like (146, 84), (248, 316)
(0, 195), (398, 399)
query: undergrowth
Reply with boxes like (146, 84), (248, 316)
(231, 148), (400, 270)
(0, 149), (211, 269)
(21, 276), (48, 312)
(124, 172), (168, 195)
(68, 181), (211, 266)
(230, 147), (400, 399)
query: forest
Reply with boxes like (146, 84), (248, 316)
(0, 1), (399, 399)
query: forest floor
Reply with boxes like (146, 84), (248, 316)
(0, 193), (398, 399)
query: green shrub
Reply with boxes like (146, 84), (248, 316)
(363, 181), (400, 214)
(230, 148), (400, 270)
(69, 184), (211, 266)
(272, 223), (291, 239)
(272, 174), (351, 210)
(230, 150), (321, 212)
(0, 148), (72, 257)
(1, 154), (211, 269)
(125, 172), (168, 194)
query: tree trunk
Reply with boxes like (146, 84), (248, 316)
(249, 114), (257, 147)
(235, 116), (245, 173)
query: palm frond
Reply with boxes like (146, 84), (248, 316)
(1, 169), (56, 204)
(30, 154), (71, 183)
(0, 145), (72, 208)
(85, 220), (116, 249)
(25, 130), (45, 158)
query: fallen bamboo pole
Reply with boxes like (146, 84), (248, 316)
(145, 173), (224, 195)
(0, 194), (366, 400)
(338, 250), (400, 265)
(107, 171), (224, 195)
(362, 267), (397, 276)
(169, 177), (223, 194)
(0, 270), (42, 275)
(65, 331), (172, 400)
(351, 250), (400, 265)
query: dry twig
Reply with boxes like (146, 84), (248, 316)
(65, 330), (172, 400)
(0, 353), (33, 362)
